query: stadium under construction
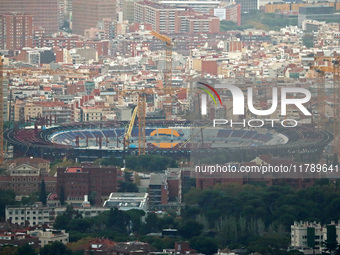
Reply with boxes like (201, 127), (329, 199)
(4, 120), (333, 162)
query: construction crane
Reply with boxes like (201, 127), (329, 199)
(150, 30), (173, 92)
(316, 68), (326, 131)
(311, 56), (340, 158)
(119, 87), (200, 155)
(0, 54), (3, 164)
(124, 106), (138, 149)
(150, 30), (173, 120)
(118, 90), (148, 155)
(138, 93), (146, 156)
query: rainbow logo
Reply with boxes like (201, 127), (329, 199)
(198, 82), (223, 115)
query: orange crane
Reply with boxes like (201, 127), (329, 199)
(150, 30), (173, 120)
(150, 30), (173, 92)
(311, 56), (340, 157)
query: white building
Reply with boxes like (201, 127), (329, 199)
(28, 229), (69, 247)
(291, 221), (340, 255)
(6, 203), (110, 227)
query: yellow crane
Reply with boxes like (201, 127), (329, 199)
(118, 90), (148, 155)
(124, 106), (138, 149)
(119, 87), (199, 155)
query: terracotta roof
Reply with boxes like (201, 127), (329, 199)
(66, 167), (83, 173)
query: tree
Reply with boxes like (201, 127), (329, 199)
(126, 209), (145, 232)
(21, 192), (39, 205)
(323, 240), (340, 255)
(118, 181), (139, 192)
(39, 180), (47, 205)
(67, 218), (92, 232)
(0, 190), (16, 217)
(88, 191), (97, 205)
(179, 220), (203, 239)
(144, 213), (159, 233)
(125, 155), (177, 172)
(39, 242), (72, 255)
(54, 214), (69, 230)
(124, 171), (133, 182)
(101, 156), (124, 167)
(59, 186), (65, 206)
(0, 246), (17, 255)
(14, 244), (36, 255)
(107, 208), (130, 232)
(190, 237), (218, 255)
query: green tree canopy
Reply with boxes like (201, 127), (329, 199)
(39, 242), (72, 255)
(39, 180), (47, 205)
(14, 244), (36, 255)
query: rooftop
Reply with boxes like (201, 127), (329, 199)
(66, 167), (83, 173)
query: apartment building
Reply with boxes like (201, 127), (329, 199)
(134, 1), (219, 34)
(291, 221), (340, 254)
(75, 40), (109, 56)
(148, 170), (181, 210)
(0, 0), (59, 34)
(177, 11), (220, 34)
(13, 100), (71, 124)
(6, 203), (110, 226)
(0, 13), (33, 51)
(135, 1), (180, 34)
(41, 33), (81, 50)
(14, 102), (43, 123)
(28, 229), (69, 247)
(6, 203), (56, 226)
(34, 101), (72, 124)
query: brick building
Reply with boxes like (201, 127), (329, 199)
(0, 0), (59, 34)
(41, 33), (81, 50)
(0, 158), (56, 196)
(148, 170), (181, 210)
(75, 40), (110, 56)
(57, 165), (118, 205)
(0, 13), (33, 51)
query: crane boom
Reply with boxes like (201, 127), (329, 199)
(150, 30), (172, 92)
(311, 56), (340, 158)
(124, 106), (138, 147)
(150, 30), (173, 120)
